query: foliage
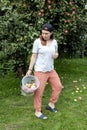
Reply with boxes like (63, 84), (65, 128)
(0, 0), (87, 76)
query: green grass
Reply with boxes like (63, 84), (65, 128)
(0, 58), (87, 130)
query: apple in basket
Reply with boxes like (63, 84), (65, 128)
(26, 83), (36, 89)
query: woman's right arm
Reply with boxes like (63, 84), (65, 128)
(26, 53), (37, 76)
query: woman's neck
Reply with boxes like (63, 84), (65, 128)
(46, 39), (53, 46)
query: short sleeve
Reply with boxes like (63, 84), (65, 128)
(32, 39), (39, 53)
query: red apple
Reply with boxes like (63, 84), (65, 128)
(48, 5), (52, 9)
(41, 9), (45, 13)
(69, 1), (72, 6)
(47, 0), (51, 4)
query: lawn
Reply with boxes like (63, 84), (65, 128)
(0, 58), (87, 130)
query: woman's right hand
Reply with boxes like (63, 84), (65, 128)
(26, 70), (32, 77)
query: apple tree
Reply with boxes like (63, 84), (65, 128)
(0, 0), (86, 76)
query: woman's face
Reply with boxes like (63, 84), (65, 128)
(41, 30), (53, 41)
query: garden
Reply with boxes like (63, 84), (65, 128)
(0, 0), (87, 130)
(0, 59), (87, 130)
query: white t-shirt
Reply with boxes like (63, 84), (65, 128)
(32, 38), (58, 72)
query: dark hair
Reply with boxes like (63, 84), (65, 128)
(42, 23), (53, 32)
(39, 23), (54, 45)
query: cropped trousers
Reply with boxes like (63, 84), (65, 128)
(34, 70), (62, 112)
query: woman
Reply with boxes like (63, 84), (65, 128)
(26, 23), (62, 119)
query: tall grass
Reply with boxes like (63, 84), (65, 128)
(0, 58), (87, 130)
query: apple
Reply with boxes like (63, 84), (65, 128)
(74, 99), (77, 102)
(41, 9), (45, 13)
(64, 20), (67, 23)
(66, 12), (70, 16)
(23, 3), (26, 7)
(72, 11), (76, 14)
(64, 30), (68, 34)
(48, 5), (52, 10)
(69, 2), (72, 6)
(41, 13), (44, 17)
(38, 12), (42, 16)
(78, 96), (82, 100)
(47, 0), (51, 4)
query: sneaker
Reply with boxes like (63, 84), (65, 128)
(46, 105), (57, 113)
(35, 113), (47, 120)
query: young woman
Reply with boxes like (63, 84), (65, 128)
(26, 23), (62, 119)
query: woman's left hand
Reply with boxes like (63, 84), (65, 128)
(53, 52), (59, 59)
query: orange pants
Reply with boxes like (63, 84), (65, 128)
(34, 70), (62, 112)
